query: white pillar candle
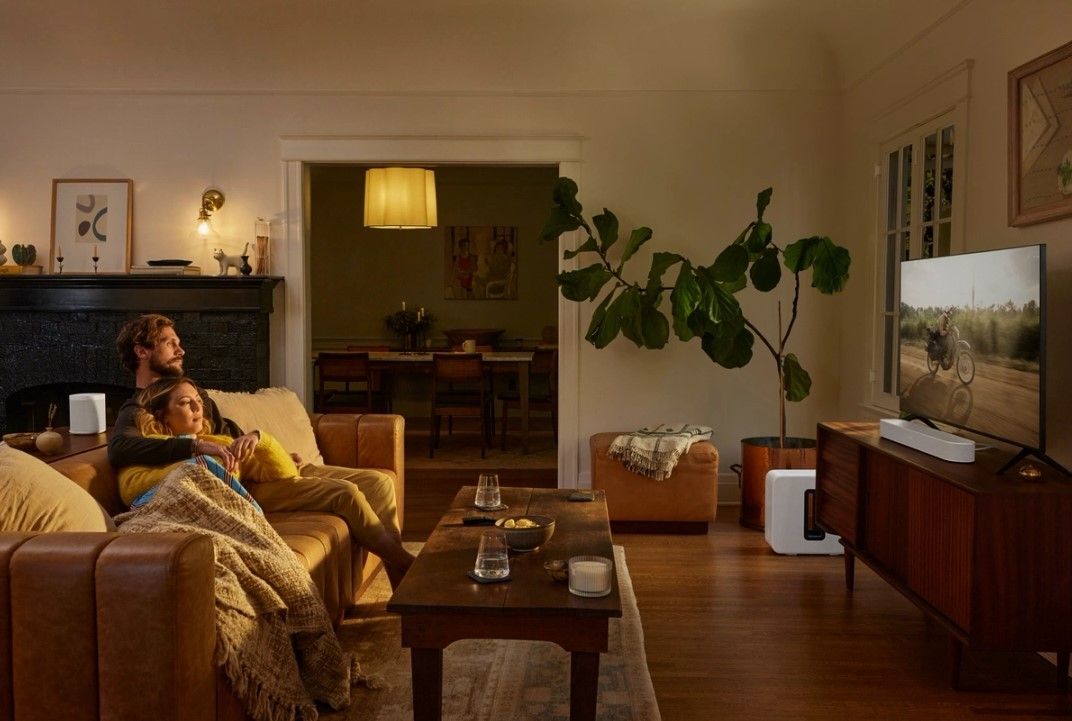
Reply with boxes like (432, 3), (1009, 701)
(570, 560), (610, 594)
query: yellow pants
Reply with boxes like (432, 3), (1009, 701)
(247, 464), (400, 546)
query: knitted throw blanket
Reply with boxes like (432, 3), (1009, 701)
(608, 423), (713, 481)
(116, 463), (350, 721)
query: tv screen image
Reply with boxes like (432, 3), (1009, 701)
(898, 245), (1044, 450)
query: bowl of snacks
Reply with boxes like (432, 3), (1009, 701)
(495, 514), (555, 552)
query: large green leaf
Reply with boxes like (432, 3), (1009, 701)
(612, 290), (644, 347)
(556, 263), (613, 301)
(811, 237), (851, 294)
(695, 268), (744, 323)
(593, 210), (619, 252)
(585, 290), (621, 348)
(719, 275), (748, 294)
(783, 236), (823, 272)
(671, 264), (701, 341)
(749, 247), (781, 292)
(756, 187), (773, 221)
(552, 177), (582, 215)
(539, 206), (582, 242)
(701, 324), (754, 368)
(744, 221), (772, 254)
(562, 235), (598, 260)
(620, 226), (654, 265)
(782, 353), (812, 402)
(639, 301), (670, 348)
(710, 243), (749, 282)
(733, 221), (755, 247)
(645, 252), (683, 295)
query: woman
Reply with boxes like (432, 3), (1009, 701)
(121, 377), (414, 585)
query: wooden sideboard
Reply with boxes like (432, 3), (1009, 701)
(815, 421), (1072, 688)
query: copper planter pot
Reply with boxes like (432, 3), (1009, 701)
(731, 436), (817, 531)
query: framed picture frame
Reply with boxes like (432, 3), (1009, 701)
(50, 178), (133, 273)
(443, 225), (518, 300)
(1008, 40), (1072, 227)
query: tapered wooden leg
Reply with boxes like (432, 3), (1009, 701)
(570, 651), (600, 720)
(1057, 651), (1069, 693)
(948, 636), (963, 690)
(412, 647), (443, 721)
(843, 547), (855, 592)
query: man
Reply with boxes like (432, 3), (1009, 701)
(109, 314), (414, 585)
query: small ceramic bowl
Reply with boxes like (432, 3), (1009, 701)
(494, 514), (555, 552)
(543, 559), (568, 582)
(2, 432), (38, 451)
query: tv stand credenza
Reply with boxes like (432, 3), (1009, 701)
(816, 421), (1072, 690)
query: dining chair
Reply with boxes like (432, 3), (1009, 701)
(346, 345), (392, 411)
(316, 351), (384, 414)
(498, 348), (557, 450)
(430, 353), (492, 458)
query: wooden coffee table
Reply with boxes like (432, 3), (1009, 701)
(387, 486), (622, 721)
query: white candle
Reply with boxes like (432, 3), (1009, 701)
(402, 301), (406, 310)
(93, 244), (99, 257)
(570, 560), (610, 594)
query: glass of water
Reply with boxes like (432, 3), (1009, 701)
(475, 472), (501, 509)
(473, 529), (510, 580)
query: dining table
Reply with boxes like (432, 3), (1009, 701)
(315, 350), (537, 453)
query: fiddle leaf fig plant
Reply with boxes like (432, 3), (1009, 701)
(539, 177), (851, 446)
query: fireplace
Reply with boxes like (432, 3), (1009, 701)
(0, 275), (281, 434)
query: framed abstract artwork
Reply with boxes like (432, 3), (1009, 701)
(1008, 40), (1072, 227)
(444, 225), (518, 300)
(50, 178), (133, 273)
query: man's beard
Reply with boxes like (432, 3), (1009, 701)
(149, 356), (183, 378)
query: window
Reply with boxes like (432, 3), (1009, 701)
(873, 111), (964, 409)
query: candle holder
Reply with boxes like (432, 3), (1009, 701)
(56, 254), (65, 274)
(568, 555), (614, 597)
(92, 254), (100, 273)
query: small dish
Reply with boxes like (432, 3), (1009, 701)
(3, 432), (38, 451)
(543, 559), (568, 582)
(146, 259), (193, 267)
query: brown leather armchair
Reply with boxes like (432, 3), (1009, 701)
(0, 411), (404, 721)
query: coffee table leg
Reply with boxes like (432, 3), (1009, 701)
(570, 651), (600, 720)
(411, 647), (443, 721)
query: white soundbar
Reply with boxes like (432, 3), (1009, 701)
(878, 419), (975, 463)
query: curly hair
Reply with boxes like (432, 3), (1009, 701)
(116, 314), (176, 374)
(133, 376), (213, 436)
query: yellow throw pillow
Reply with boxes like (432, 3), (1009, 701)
(0, 443), (116, 532)
(207, 387), (324, 467)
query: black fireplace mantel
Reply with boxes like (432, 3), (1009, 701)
(0, 275), (281, 313)
(0, 275), (283, 434)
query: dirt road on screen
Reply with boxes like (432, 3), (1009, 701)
(899, 344), (1039, 448)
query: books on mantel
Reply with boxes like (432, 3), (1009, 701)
(0, 264), (42, 275)
(129, 265), (202, 276)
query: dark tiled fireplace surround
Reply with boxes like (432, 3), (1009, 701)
(0, 275), (281, 434)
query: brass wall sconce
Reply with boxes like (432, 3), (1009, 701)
(197, 188), (226, 236)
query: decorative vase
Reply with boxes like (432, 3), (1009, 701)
(254, 218), (271, 274)
(35, 428), (64, 455)
(732, 436), (817, 531)
(239, 255), (253, 276)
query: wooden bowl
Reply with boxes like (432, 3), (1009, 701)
(494, 514), (555, 552)
(2, 432), (38, 451)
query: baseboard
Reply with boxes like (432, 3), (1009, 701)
(611, 520), (709, 535)
(719, 473), (740, 505)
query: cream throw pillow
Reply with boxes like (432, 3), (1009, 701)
(0, 443), (116, 532)
(207, 387), (324, 467)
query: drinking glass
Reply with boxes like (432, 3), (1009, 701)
(475, 472), (501, 509)
(473, 530), (510, 579)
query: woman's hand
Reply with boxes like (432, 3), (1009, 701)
(290, 452), (304, 467)
(229, 431), (261, 462)
(193, 438), (237, 473)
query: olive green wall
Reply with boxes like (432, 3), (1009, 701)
(309, 164), (560, 350)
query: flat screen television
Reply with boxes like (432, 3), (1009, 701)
(898, 244), (1046, 458)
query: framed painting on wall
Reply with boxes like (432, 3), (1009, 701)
(444, 225), (518, 299)
(1008, 40), (1072, 227)
(50, 178), (133, 273)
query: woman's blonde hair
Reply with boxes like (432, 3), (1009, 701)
(133, 376), (213, 436)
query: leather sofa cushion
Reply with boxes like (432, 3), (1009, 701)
(0, 444), (116, 532)
(267, 512), (351, 622)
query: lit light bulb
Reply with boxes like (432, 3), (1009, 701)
(197, 219), (211, 236)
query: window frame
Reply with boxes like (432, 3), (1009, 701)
(870, 103), (968, 411)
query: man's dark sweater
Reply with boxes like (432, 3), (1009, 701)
(107, 392), (245, 469)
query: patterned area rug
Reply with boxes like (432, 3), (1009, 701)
(326, 545), (660, 721)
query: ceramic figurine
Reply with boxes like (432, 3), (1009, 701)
(213, 242), (249, 276)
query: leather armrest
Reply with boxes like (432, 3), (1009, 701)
(1, 532), (217, 721)
(311, 413), (405, 486)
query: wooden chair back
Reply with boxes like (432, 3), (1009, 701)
(432, 353), (484, 383)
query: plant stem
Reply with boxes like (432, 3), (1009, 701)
(778, 300), (786, 448)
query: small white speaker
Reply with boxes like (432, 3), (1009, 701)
(69, 393), (106, 434)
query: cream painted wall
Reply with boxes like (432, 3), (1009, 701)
(838, 0), (1072, 468)
(308, 165), (559, 348)
(0, 4), (844, 486)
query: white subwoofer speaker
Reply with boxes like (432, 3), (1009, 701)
(764, 469), (843, 555)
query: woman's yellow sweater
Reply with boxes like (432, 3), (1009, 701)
(117, 432), (299, 506)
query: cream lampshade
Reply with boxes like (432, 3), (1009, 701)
(363, 167), (438, 229)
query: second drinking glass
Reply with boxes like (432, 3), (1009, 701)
(475, 472), (501, 509)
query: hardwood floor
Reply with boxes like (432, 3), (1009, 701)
(399, 488), (1071, 719)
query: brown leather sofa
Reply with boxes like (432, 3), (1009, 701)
(0, 412), (403, 721)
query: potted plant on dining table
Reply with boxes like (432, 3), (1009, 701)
(540, 178), (851, 529)
(385, 308), (434, 350)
